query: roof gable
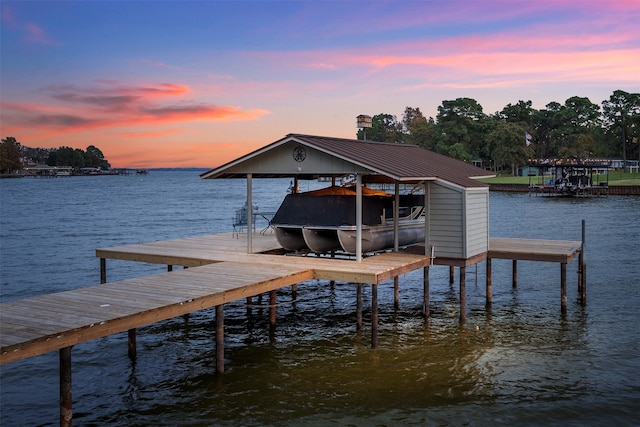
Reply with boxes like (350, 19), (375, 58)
(201, 133), (492, 188)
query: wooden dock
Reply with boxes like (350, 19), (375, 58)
(1, 234), (431, 366)
(0, 231), (584, 427)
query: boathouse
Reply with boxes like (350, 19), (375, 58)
(200, 133), (493, 263)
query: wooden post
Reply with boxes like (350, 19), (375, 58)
(579, 219), (587, 305)
(561, 262), (567, 314)
(393, 276), (399, 310)
(371, 284), (378, 348)
(269, 289), (277, 337)
(356, 283), (363, 331)
(216, 305), (224, 375)
(100, 258), (106, 284)
(486, 258), (493, 306)
(459, 266), (466, 323)
(127, 329), (137, 360)
(449, 266), (455, 285)
(167, 265), (173, 272)
(512, 260), (518, 288)
(423, 267), (430, 318)
(60, 346), (72, 427)
(291, 283), (297, 301)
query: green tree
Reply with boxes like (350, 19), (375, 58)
(554, 96), (600, 158)
(602, 90), (640, 164)
(402, 107), (437, 149)
(0, 137), (23, 173)
(496, 100), (536, 126)
(47, 146), (86, 168)
(84, 145), (110, 169)
(487, 122), (532, 175)
(435, 97), (487, 159)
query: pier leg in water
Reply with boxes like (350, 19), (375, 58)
(512, 260), (518, 288)
(459, 266), (467, 323)
(100, 258), (106, 284)
(371, 284), (378, 348)
(128, 329), (137, 360)
(579, 219), (587, 305)
(423, 267), (430, 318)
(486, 258), (493, 306)
(269, 290), (277, 340)
(356, 283), (363, 332)
(394, 276), (399, 310)
(60, 346), (72, 427)
(216, 305), (224, 375)
(449, 266), (455, 284)
(561, 262), (567, 315)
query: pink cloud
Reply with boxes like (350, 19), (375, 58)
(2, 81), (270, 135)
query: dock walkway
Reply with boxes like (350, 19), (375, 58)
(1, 234), (430, 366)
(1, 232), (584, 427)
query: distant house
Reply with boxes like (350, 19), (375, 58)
(201, 133), (494, 264)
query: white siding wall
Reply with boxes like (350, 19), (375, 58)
(427, 183), (489, 259)
(464, 190), (489, 257)
(428, 183), (464, 258)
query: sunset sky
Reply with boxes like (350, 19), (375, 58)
(1, 1), (638, 168)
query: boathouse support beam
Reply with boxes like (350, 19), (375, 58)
(460, 266), (467, 323)
(393, 181), (400, 309)
(60, 346), (72, 427)
(216, 305), (224, 375)
(246, 173), (253, 254)
(356, 173), (362, 262)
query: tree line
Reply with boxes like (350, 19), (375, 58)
(357, 90), (639, 175)
(0, 137), (111, 173)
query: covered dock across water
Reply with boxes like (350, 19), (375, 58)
(1, 134), (586, 426)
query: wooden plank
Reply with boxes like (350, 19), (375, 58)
(0, 263), (312, 365)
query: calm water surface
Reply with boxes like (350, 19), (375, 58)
(1, 171), (639, 426)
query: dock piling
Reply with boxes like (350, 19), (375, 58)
(579, 219), (587, 305)
(60, 346), (72, 427)
(127, 329), (137, 360)
(216, 305), (224, 375)
(486, 258), (492, 306)
(356, 284), (363, 331)
(371, 284), (378, 348)
(561, 262), (567, 314)
(512, 260), (518, 288)
(459, 266), (467, 323)
(423, 267), (430, 317)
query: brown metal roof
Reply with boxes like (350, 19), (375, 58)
(201, 133), (493, 188)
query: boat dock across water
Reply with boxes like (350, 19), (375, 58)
(0, 230), (584, 426)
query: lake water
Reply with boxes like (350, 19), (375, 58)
(1, 171), (639, 426)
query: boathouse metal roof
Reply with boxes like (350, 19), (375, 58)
(200, 133), (493, 188)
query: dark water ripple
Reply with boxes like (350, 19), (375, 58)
(1, 172), (639, 426)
